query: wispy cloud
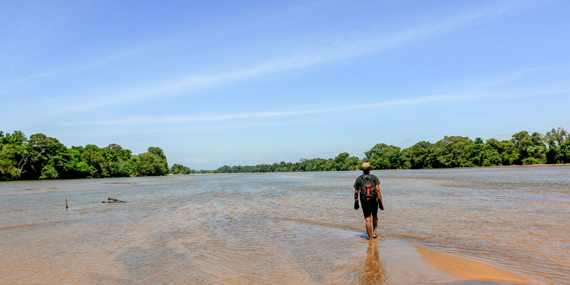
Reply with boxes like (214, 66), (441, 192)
(0, 47), (152, 88)
(435, 67), (549, 93)
(485, 67), (549, 86)
(63, 94), (456, 126)
(63, 86), (570, 127)
(65, 5), (509, 110)
(181, 158), (208, 163)
(496, 131), (516, 136)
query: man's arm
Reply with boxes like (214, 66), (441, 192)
(354, 188), (359, 202)
(353, 177), (360, 203)
(354, 188), (360, 210)
(376, 185), (382, 200)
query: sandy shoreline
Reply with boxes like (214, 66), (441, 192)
(0, 229), (535, 284)
(331, 235), (537, 285)
(416, 245), (532, 284)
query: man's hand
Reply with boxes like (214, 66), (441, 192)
(377, 197), (384, 211)
(354, 199), (359, 210)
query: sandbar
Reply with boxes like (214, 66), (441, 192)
(417, 245), (532, 284)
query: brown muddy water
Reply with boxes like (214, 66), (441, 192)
(0, 166), (569, 284)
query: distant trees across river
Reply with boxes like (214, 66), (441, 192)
(1, 127), (569, 180)
(211, 127), (570, 174)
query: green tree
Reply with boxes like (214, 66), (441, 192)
(334, 152), (350, 170)
(478, 139), (502, 166)
(170, 164), (192, 174)
(432, 136), (475, 168)
(471, 137), (485, 166)
(102, 144), (135, 177)
(39, 164), (59, 179)
(347, 155), (362, 170)
(544, 127), (569, 163)
(1, 130), (170, 180)
(136, 150), (169, 176)
(544, 128), (566, 148)
(0, 131), (31, 180)
(555, 140), (570, 163)
(365, 143), (401, 169)
(397, 148), (412, 169)
(323, 159), (335, 171)
(511, 131), (546, 164)
(81, 145), (107, 178)
(495, 140), (519, 165)
(406, 141), (434, 169)
(25, 133), (68, 179)
(64, 146), (91, 178)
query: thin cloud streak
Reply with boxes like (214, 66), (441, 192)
(70, 6), (506, 110)
(441, 67), (551, 92)
(1, 47), (154, 88)
(59, 92), (488, 126)
(181, 158), (208, 163)
(63, 87), (570, 127)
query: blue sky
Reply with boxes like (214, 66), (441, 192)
(1, 0), (569, 170)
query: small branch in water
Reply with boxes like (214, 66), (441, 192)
(66, 198), (68, 209)
(104, 197), (126, 203)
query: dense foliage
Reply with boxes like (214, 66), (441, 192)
(213, 152), (362, 173)
(211, 127), (570, 173)
(364, 128), (569, 170)
(3, 127), (568, 179)
(0, 131), (169, 181)
(170, 164), (194, 174)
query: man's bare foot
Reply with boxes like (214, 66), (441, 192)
(373, 231), (377, 238)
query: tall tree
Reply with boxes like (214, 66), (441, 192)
(407, 141), (434, 169)
(25, 133), (68, 179)
(511, 131), (546, 164)
(0, 131), (31, 180)
(545, 127), (569, 163)
(432, 136), (475, 168)
(365, 143), (401, 169)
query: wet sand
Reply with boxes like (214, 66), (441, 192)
(417, 245), (531, 284)
(1, 166), (569, 284)
(0, 223), (529, 284)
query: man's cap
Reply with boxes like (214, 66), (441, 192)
(361, 163), (371, 170)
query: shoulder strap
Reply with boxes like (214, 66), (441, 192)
(361, 174), (372, 181)
(366, 174), (378, 184)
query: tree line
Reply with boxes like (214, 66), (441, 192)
(0, 131), (169, 181)
(211, 127), (570, 173)
(212, 153), (361, 173)
(2, 127), (568, 180)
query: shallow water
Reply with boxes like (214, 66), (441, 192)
(1, 166), (569, 284)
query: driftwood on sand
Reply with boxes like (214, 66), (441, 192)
(102, 197), (126, 203)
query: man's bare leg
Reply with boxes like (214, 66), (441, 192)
(365, 217), (373, 240)
(372, 214), (378, 238)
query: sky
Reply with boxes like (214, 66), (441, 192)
(1, 0), (569, 170)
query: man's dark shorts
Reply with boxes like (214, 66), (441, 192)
(361, 198), (378, 218)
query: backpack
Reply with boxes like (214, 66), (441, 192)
(359, 174), (377, 201)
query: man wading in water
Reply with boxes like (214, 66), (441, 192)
(354, 163), (383, 240)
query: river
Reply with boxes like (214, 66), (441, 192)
(1, 166), (568, 284)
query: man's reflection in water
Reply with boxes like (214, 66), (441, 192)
(358, 242), (387, 284)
